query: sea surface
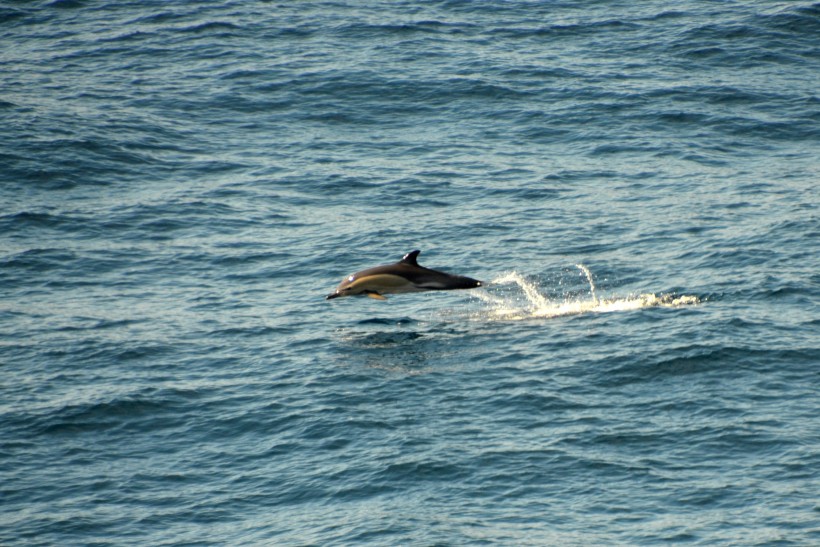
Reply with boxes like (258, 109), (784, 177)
(1, 1), (819, 545)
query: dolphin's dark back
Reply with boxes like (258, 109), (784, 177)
(377, 250), (481, 290)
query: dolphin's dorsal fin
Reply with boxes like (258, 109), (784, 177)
(401, 250), (421, 266)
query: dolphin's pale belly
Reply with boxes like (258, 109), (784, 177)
(348, 273), (424, 294)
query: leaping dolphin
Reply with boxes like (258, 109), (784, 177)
(326, 250), (482, 300)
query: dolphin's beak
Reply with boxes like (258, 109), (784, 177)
(326, 292), (339, 300)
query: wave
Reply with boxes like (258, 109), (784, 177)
(472, 265), (700, 321)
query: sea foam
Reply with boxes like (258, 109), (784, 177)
(473, 266), (700, 321)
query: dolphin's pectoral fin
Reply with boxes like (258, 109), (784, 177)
(365, 291), (388, 300)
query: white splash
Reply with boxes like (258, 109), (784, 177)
(472, 265), (700, 321)
(576, 263), (598, 305)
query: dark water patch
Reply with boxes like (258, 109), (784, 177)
(487, 186), (563, 202)
(211, 250), (293, 267)
(0, 128), (202, 188)
(208, 325), (289, 339)
(1, 211), (71, 232)
(0, 248), (78, 275)
(345, 331), (425, 346)
(488, 18), (642, 40)
(338, 20), (466, 38)
(499, 65), (580, 81)
(378, 176), (455, 203)
(298, 72), (533, 108)
(590, 142), (662, 157)
(516, 123), (574, 144)
(723, 116), (819, 141)
(332, 327), (470, 373)
(53, 317), (144, 333)
(46, 0), (85, 8)
(356, 317), (419, 326)
(95, 28), (161, 44)
(605, 346), (814, 388)
(485, 389), (572, 419)
(37, 337), (175, 368)
(768, 217), (820, 242)
(379, 458), (469, 484)
(278, 173), (380, 193)
(176, 21), (240, 35)
(645, 10), (690, 22)
(0, 8), (27, 24)
(671, 9), (820, 66)
(10, 387), (202, 438)
(127, 10), (190, 26)
(760, 282), (815, 301)
(762, 3), (820, 36)
(700, 246), (779, 269)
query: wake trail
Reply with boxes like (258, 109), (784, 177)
(472, 265), (699, 321)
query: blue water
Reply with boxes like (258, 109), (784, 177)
(2, 1), (819, 544)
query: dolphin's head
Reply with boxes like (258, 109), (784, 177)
(326, 271), (406, 300)
(325, 274), (361, 299)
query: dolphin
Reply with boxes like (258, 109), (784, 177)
(326, 250), (482, 300)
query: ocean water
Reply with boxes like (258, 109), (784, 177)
(1, 0), (818, 544)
